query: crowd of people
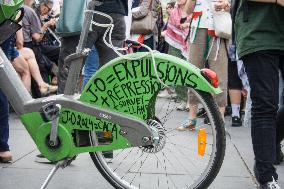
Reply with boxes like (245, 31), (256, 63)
(0, 0), (283, 188)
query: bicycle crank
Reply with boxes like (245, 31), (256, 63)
(140, 119), (166, 153)
(35, 122), (73, 162)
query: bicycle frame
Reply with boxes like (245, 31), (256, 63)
(0, 0), (221, 162)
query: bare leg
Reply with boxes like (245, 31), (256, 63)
(229, 89), (242, 118)
(177, 103), (198, 131)
(229, 89), (243, 127)
(219, 107), (225, 120)
(18, 48), (57, 93)
(229, 89), (242, 104)
(11, 56), (31, 91)
(189, 104), (198, 120)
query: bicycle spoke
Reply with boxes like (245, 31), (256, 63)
(90, 90), (225, 189)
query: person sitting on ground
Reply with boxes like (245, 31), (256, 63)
(22, 0), (59, 98)
(0, 30), (56, 96)
(2, 34), (31, 91)
(15, 29), (57, 96)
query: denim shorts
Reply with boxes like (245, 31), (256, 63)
(0, 37), (19, 61)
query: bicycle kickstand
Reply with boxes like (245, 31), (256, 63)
(40, 156), (76, 189)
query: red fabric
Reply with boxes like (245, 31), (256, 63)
(207, 29), (216, 37)
(192, 11), (202, 19)
(165, 7), (191, 58)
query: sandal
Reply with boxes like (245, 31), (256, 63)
(39, 84), (58, 97)
(51, 76), (58, 85)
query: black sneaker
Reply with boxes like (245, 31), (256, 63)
(231, 116), (242, 127)
(204, 115), (210, 125)
(224, 106), (232, 117)
(274, 144), (284, 165)
(197, 108), (206, 118)
(254, 165), (281, 189)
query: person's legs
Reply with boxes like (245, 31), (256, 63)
(24, 42), (51, 98)
(3, 42), (32, 91)
(11, 55), (31, 91)
(275, 106), (284, 165)
(229, 90), (241, 114)
(0, 89), (12, 162)
(208, 39), (228, 119)
(177, 29), (207, 131)
(275, 55), (284, 165)
(244, 87), (252, 127)
(41, 45), (60, 64)
(167, 45), (187, 108)
(83, 47), (99, 87)
(228, 59), (243, 126)
(19, 48), (57, 94)
(57, 35), (80, 94)
(92, 13), (126, 67)
(242, 51), (280, 184)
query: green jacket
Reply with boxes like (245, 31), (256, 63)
(235, 1), (284, 58)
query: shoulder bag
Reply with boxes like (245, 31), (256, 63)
(130, 0), (157, 35)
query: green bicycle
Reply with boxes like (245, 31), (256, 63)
(0, 0), (226, 188)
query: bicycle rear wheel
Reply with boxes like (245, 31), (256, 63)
(90, 88), (226, 189)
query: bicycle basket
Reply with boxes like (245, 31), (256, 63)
(0, 0), (23, 45)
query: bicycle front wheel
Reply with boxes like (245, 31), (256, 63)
(90, 89), (226, 189)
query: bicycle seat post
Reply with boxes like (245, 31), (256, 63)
(63, 0), (102, 95)
(76, 1), (100, 53)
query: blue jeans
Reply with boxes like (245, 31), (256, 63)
(0, 37), (19, 61)
(242, 50), (284, 184)
(83, 47), (99, 87)
(0, 90), (9, 152)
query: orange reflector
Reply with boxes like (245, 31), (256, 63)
(103, 131), (112, 138)
(198, 128), (207, 157)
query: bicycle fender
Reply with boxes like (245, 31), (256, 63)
(80, 52), (221, 120)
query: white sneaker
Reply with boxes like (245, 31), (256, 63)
(259, 177), (281, 189)
(176, 101), (189, 111)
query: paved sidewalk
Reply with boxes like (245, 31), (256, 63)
(0, 113), (283, 189)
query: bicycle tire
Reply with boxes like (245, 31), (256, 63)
(89, 89), (226, 189)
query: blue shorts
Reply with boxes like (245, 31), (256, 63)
(0, 37), (19, 61)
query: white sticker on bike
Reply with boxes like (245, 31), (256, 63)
(99, 113), (112, 120)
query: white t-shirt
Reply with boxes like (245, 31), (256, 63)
(190, 0), (214, 30)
